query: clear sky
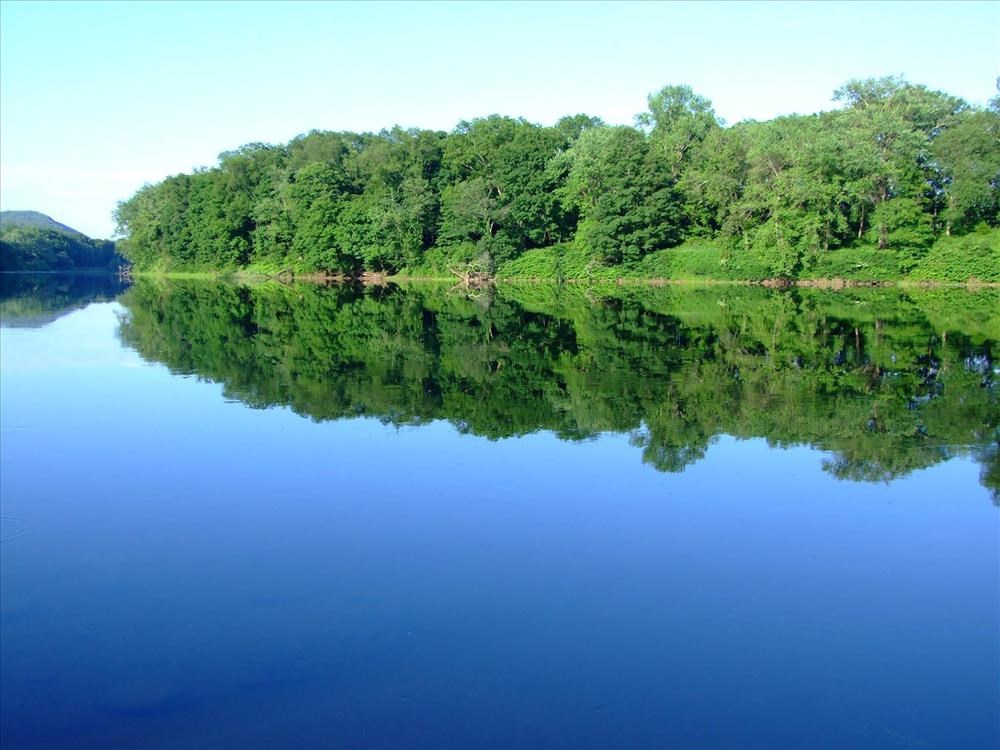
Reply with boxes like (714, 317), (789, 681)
(2, 0), (998, 238)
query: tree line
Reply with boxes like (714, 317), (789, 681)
(114, 77), (1000, 279)
(0, 225), (121, 272)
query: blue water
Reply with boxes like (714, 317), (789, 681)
(1, 283), (998, 749)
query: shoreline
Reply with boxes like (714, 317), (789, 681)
(120, 270), (1000, 291)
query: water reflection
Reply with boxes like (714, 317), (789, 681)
(0, 273), (128, 328)
(3, 278), (998, 749)
(116, 279), (999, 498)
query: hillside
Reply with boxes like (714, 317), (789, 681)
(0, 210), (86, 237)
(0, 212), (122, 272)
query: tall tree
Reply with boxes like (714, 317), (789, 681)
(563, 125), (683, 264)
(931, 109), (1000, 234)
(639, 84), (719, 180)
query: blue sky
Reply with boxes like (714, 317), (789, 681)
(2, 0), (998, 238)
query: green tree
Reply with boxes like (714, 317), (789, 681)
(288, 162), (359, 272)
(563, 125), (683, 264)
(835, 76), (965, 247)
(639, 84), (720, 180)
(931, 109), (1000, 234)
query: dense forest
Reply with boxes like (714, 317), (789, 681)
(0, 211), (122, 272)
(116, 279), (999, 499)
(114, 77), (1000, 282)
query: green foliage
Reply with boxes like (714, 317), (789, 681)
(866, 198), (935, 265)
(398, 242), (478, 278)
(0, 225), (121, 271)
(931, 110), (1000, 234)
(562, 126), (683, 264)
(439, 116), (566, 258)
(113, 77), (998, 282)
(806, 246), (903, 280)
(636, 242), (741, 279)
(908, 227), (1000, 282)
(639, 84), (719, 180)
(497, 242), (621, 281)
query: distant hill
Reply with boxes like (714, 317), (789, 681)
(0, 211), (87, 238)
(0, 212), (122, 272)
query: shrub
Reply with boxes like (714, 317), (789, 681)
(908, 227), (1000, 282)
(807, 246), (903, 280)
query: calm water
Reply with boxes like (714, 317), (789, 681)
(1, 275), (998, 749)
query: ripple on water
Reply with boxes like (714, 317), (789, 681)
(0, 516), (27, 543)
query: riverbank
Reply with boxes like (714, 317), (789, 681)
(129, 270), (999, 290)
(126, 228), (1000, 288)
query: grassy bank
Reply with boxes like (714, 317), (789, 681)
(130, 227), (999, 287)
(492, 229), (999, 284)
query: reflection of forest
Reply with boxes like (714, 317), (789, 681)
(0, 273), (128, 328)
(117, 280), (999, 498)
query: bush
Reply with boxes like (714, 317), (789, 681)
(496, 246), (560, 279)
(720, 248), (775, 281)
(908, 227), (1000, 283)
(398, 242), (478, 278)
(497, 242), (621, 281)
(807, 246), (903, 280)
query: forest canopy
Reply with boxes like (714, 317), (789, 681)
(114, 77), (1000, 281)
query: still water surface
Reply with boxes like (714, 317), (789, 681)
(1, 275), (998, 749)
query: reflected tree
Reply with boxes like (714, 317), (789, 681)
(117, 280), (1000, 500)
